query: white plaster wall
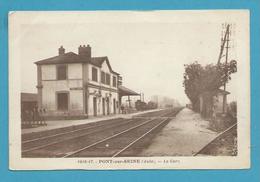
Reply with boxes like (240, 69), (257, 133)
(68, 63), (82, 79)
(88, 65), (100, 85)
(42, 64), (82, 80)
(87, 87), (119, 116)
(42, 87), (56, 110)
(42, 65), (56, 80)
(101, 61), (110, 72)
(88, 88), (96, 116)
(88, 95), (93, 116)
(70, 90), (83, 110)
(87, 62), (118, 90)
(88, 87), (103, 116)
(40, 62), (118, 116)
(100, 61), (118, 89)
(41, 80), (83, 111)
(100, 61), (111, 89)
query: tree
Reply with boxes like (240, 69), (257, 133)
(183, 60), (237, 111)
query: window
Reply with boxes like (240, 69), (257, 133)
(57, 92), (69, 110)
(101, 71), (106, 84)
(106, 73), (110, 85)
(92, 67), (98, 82)
(113, 76), (117, 87)
(57, 65), (67, 80)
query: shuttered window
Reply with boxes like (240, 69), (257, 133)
(57, 65), (67, 80)
(106, 73), (110, 85)
(113, 76), (117, 87)
(101, 71), (106, 84)
(92, 67), (98, 82)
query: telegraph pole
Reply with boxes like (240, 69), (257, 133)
(221, 24), (231, 113)
(217, 24), (230, 65)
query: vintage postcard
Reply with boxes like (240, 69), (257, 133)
(9, 10), (250, 170)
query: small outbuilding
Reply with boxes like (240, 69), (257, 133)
(21, 93), (38, 112)
(199, 89), (230, 118)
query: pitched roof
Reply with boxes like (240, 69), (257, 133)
(201, 89), (230, 96)
(90, 56), (106, 67)
(35, 52), (82, 65)
(118, 85), (140, 96)
(216, 89), (230, 95)
(90, 57), (120, 75)
(35, 52), (120, 75)
(21, 93), (37, 102)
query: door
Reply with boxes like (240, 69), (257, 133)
(113, 98), (116, 114)
(85, 91), (88, 114)
(57, 92), (68, 111)
(93, 97), (97, 116)
(106, 97), (110, 115)
(102, 98), (105, 115)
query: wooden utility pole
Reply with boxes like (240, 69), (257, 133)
(224, 25), (231, 90)
(218, 24), (231, 113)
(217, 24), (230, 65)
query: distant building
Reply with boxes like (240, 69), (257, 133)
(151, 95), (180, 108)
(35, 45), (120, 118)
(199, 89), (230, 117)
(21, 93), (38, 122)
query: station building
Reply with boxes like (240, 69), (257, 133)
(35, 45), (121, 118)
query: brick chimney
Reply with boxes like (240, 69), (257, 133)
(58, 46), (65, 55)
(78, 44), (91, 58)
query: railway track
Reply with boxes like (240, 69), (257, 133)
(22, 108), (182, 158)
(22, 117), (124, 141)
(22, 118), (137, 152)
(193, 123), (237, 156)
(64, 108), (182, 158)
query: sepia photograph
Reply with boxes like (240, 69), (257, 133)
(9, 10), (250, 170)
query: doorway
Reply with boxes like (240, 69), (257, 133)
(106, 97), (110, 115)
(102, 98), (105, 115)
(113, 98), (116, 114)
(57, 92), (69, 111)
(93, 97), (97, 116)
(85, 91), (88, 114)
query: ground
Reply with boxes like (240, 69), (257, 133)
(140, 108), (218, 156)
(196, 124), (237, 156)
(22, 108), (236, 157)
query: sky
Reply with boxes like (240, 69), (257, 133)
(16, 11), (249, 105)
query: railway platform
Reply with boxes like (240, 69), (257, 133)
(22, 109), (162, 134)
(140, 108), (218, 156)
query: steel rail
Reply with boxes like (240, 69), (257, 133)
(193, 122), (237, 156)
(23, 109), (170, 144)
(62, 117), (160, 158)
(22, 119), (136, 154)
(22, 119), (128, 144)
(63, 109), (179, 158)
(112, 109), (182, 157)
(112, 118), (169, 157)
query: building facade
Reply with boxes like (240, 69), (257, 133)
(35, 45), (120, 118)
